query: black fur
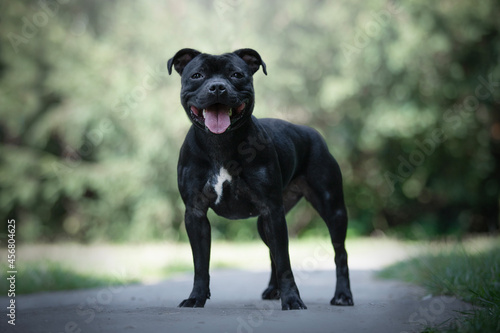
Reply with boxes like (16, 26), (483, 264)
(169, 49), (353, 310)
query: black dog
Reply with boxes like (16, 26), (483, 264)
(168, 48), (353, 310)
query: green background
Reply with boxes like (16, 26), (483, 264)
(1, 0), (499, 243)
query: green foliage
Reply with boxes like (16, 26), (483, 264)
(1, 0), (499, 242)
(379, 239), (500, 332)
(0, 261), (138, 294)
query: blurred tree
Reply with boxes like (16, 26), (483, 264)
(0, 0), (499, 242)
(1, 0), (186, 242)
(251, 0), (500, 238)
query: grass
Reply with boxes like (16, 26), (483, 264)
(379, 237), (500, 333)
(1, 261), (139, 295)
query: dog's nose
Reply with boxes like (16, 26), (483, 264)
(208, 83), (227, 94)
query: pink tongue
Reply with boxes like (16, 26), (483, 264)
(204, 106), (231, 134)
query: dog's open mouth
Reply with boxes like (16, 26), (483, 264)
(190, 102), (246, 134)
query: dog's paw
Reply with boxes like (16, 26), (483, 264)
(330, 291), (354, 306)
(262, 285), (280, 300)
(178, 298), (206, 308)
(281, 293), (307, 310)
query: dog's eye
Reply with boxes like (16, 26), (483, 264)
(191, 73), (203, 79)
(231, 72), (244, 79)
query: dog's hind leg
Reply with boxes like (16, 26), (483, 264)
(303, 150), (354, 306)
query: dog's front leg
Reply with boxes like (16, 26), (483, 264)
(260, 206), (307, 310)
(178, 210), (211, 308)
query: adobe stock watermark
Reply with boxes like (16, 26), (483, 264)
(7, 0), (71, 53)
(341, 1), (404, 64)
(51, 118), (114, 178)
(214, 0), (243, 18)
(400, 295), (463, 333)
(51, 62), (169, 179)
(56, 269), (129, 333)
(112, 63), (170, 119)
(236, 302), (277, 333)
(189, 131), (272, 207)
(235, 241), (333, 333)
(384, 73), (500, 194)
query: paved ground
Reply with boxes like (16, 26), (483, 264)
(1, 268), (469, 333)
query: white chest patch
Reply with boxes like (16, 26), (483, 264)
(213, 167), (232, 205)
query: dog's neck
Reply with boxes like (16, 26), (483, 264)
(192, 116), (256, 163)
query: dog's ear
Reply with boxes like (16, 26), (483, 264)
(168, 48), (202, 75)
(233, 49), (267, 76)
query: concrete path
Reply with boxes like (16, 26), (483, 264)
(1, 269), (469, 333)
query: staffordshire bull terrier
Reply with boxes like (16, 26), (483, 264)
(168, 48), (353, 310)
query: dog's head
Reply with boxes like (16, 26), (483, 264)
(168, 49), (266, 134)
